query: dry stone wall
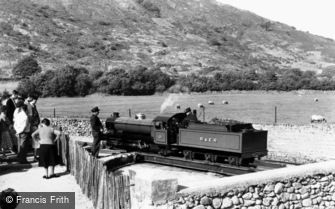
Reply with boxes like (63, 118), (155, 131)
(51, 118), (92, 136)
(163, 161), (335, 209)
(171, 173), (335, 209)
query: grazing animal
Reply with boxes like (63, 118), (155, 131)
(311, 115), (326, 123)
(208, 101), (214, 105)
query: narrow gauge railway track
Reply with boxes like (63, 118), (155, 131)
(253, 159), (301, 172)
(135, 152), (256, 176)
(134, 153), (301, 176)
(98, 149), (300, 176)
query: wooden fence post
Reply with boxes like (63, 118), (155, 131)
(202, 107), (205, 122)
(274, 106), (277, 125)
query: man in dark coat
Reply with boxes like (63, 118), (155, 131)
(181, 107), (198, 127)
(90, 106), (104, 157)
(4, 90), (18, 124)
(26, 94), (40, 161)
(2, 90), (18, 153)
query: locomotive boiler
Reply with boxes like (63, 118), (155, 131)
(105, 112), (267, 166)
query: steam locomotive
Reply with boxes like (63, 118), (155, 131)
(105, 111), (267, 166)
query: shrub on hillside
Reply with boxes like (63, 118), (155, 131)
(94, 66), (174, 95)
(31, 70), (55, 97)
(47, 66), (90, 97)
(18, 66), (93, 97)
(96, 68), (131, 95)
(140, 1), (161, 17)
(16, 79), (38, 97)
(75, 74), (92, 96)
(167, 84), (190, 93)
(12, 56), (42, 79)
(209, 38), (222, 46)
(89, 70), (104, 80)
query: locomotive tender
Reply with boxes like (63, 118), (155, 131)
(105, 112), (267, 166)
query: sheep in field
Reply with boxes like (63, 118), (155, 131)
(208, 101), (214, 105)
(311, 115), (326, 123)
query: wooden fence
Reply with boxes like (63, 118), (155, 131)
(66, 139), (135, 209)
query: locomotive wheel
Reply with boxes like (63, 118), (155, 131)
(204, 153), (218, 162)
(241, 158), (255, 166)
(158, 149), (168, 156)
(204, 153), (211, 162)
(228, 156), (241, 166)
(183, 150), (194, 160)
(228, 156), (235, 165)
(212, 154), (218, 163)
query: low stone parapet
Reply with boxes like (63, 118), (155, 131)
(170, 161), (335, 209)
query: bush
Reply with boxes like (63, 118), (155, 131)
(31, 70), (55, 97)
(75, 74), (92, 96)
(12, 56), (42, 79)
(141, 1), (161, 17)
(47, 66), (90, 97)
(18, 66), (93, 97)
(209, 38), (222, 46)
(16, 79), (38, 97)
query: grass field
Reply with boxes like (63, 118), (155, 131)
(36, 91), (335, 125)
(0, 81), (18, 92)
(256, 124), (335, 163)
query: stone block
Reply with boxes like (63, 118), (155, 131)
(194, 205), (206, 209)
(212, 198), (222, 209)
(302, 198), (312, 207)
(200, 196), (212, 206)
(242, 192), (252, 200)
(129, 169), (178, 207)
(274, 183), (284, 194)
(231, 196), (239, 205)
(221, 197), (234, 208)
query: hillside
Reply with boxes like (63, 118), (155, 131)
(1, 0), (335, 78)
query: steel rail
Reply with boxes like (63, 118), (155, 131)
(135, 152), (256, 176)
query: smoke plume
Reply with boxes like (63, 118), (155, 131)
(160, 94), (180, 113)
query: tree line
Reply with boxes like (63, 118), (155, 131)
(13, 56), (335, 97)
(177, 68), (335, 92)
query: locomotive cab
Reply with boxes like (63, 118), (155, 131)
(152, 113), (186, 146)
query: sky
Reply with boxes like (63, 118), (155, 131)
(217, 0), (335, 40)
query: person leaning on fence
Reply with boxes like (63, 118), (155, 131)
(32, 118), (61, 179)
(90, 106), (104, 157)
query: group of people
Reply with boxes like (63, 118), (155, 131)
(0, 90), (61, 179)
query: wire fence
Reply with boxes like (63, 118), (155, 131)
(38, 108), (164, 120)
(38, 106), (280, 125)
